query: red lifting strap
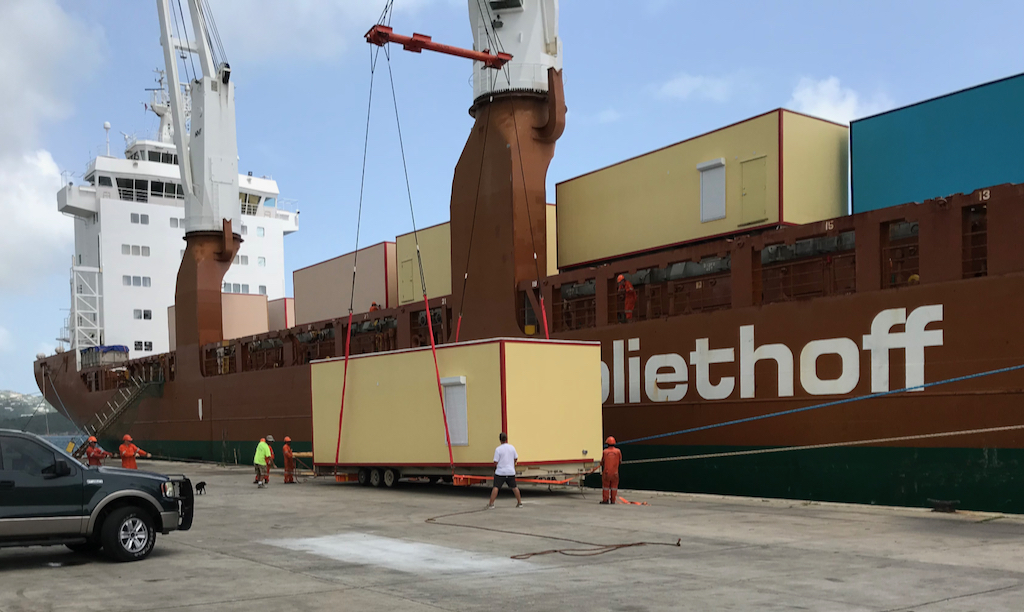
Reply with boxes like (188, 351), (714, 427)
(423, 295), (456, 472)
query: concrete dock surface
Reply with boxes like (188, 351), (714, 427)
(2, 460), (1024, 611)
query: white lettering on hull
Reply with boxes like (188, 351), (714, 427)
(603, 305), (944, 404)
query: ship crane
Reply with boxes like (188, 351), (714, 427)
(365, 24), (512, 69)
(156, 0), (242, 351)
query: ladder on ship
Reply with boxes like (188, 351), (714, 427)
(70, 375), (163, 458)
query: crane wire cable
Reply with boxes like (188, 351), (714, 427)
(333, 11), (389, 471)
(620, 423), (1024, 466)
(616, 361), (1024, 447)
(169, 0), (190, 84)
(381, 30), (456, 473)
(174, 0), (199, 83)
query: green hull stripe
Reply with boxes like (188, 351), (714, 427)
(585, 444), (1022, 514)
(119, 438), (1022, 513)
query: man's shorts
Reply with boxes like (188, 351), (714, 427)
(254, 464), (269, 478)
(492, 474), (517, 489)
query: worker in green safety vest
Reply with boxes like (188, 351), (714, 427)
(253, 437), (272, 488)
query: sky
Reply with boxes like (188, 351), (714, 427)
(1, 0), (1022, 394)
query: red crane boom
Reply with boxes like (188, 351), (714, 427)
(365, 25), (512, 69)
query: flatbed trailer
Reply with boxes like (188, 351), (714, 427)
(311, 338), (603, 488)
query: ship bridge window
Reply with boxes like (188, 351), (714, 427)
(98, 176), (112, 187)
(162, 152), (175, 164)
(239, 192), (261, 215)
(118, 178), (149, 203)
(147, 151), (161, 162)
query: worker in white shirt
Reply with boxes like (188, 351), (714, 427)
(487, 432), (523, 509)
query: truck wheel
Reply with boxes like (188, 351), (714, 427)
(369, 468), (382, 487)
(102, 506), (156, 562)
(357, 468), (370, 486)
(383, 468), (399, 488)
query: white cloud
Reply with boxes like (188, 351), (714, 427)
(787, 76), (893, 125)
(658, 73), (735, 103)
(0, 152), (73, 289)
(0, 327), (12, 353)
(212, 0), (460, 64)
(0, 0), (103, 292)
(0, 1), (104, 151)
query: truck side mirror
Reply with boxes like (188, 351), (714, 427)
(53, 460), (72, 478)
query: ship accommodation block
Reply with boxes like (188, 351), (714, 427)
(555, 109), (849, 270)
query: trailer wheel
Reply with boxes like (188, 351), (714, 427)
(369, 468), (382, 487)
(428, 476), (440, 485)
(357, 468), (370, 486)
(383, 468), (399, 488)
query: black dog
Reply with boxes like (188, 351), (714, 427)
(195, 481), (207, 495)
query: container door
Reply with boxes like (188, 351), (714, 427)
(741, 156), (767, 224)
(399, 259), (415, 304)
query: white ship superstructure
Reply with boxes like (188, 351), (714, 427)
(57, 76), (298, 365)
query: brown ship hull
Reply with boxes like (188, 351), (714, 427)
(35, 268), (1024, 511)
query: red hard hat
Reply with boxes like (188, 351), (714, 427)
(123, 434), (132, 442)
(88, 436), (97, 443)
(260, 438), (266, 443)
(617, 274), (624, 282)
(606, 436), (616, 445)
(284, 436), (292, 442)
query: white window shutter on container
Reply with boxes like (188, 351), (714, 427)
(440, 376), (469, 446)
(698, 158), (726, 223)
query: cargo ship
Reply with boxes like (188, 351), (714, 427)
(35, 1), (1024, 512)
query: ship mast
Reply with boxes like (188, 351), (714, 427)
(156, 0), (241, 352)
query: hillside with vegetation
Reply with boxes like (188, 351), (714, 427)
(0, 390), (79, 435)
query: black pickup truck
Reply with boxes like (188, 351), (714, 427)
(0, 429), (193, 561)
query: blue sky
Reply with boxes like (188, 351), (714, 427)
(1, 0), (1022, 393)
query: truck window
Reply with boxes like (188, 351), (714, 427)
(0, 437), (57, 476)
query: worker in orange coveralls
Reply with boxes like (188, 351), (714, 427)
(600, 436), (622, 504)
(119, 434), (150, 469)
(616, 275), (636, 322)
(369, 302), (380, 312)
(84, 436), (112, 466)
(283, 436), (296, 484)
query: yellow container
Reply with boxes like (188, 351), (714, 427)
(555, 109), (849, 268)
(311, 338), (603, 477)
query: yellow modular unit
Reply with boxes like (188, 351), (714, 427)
(311, 338), (602, 477)
(396, 223), (452, 305)
(555, 109), (849, 268)
(293, 242), (398, 325)
(546, 204), (557, 276)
